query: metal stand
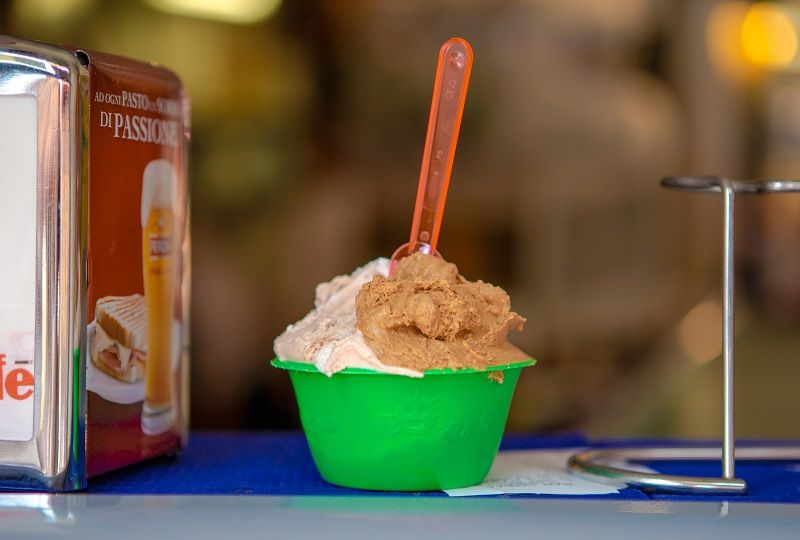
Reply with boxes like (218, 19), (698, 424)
(568, 176), (800, 494)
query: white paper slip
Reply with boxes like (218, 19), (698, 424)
(445, 449), (655, 497)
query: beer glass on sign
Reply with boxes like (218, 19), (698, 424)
(140, 159), (176, 435)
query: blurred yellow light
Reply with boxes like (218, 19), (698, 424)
(707, 2), (751, 80)
(14, 0), (95, 21)
(678, 300), (722, 364)
(145, 0), (282, 25)
(741, 2), (798, 70)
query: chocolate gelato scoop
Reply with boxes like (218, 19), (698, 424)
(355, 253), (528, 372)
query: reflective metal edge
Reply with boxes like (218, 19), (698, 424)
(0, 35), (86, 491)
(568, 446), (800, 494)
(661, 175), (800, 194)
(179, 90), (192, 450)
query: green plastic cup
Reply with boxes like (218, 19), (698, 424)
(272, 357), (535, 491)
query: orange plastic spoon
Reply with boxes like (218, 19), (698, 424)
(390, 37), (473, 274)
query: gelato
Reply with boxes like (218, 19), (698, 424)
(273, 259), (421, 377)
(356, 253), (527, 372)
(274, 253), (528, 377)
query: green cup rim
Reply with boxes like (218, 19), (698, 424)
(270, 357), (535, 376)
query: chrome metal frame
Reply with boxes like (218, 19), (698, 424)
(568, 176), (800, 494)
(0, 37), (85, 491)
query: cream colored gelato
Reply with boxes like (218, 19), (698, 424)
(273, 258), (423, 377)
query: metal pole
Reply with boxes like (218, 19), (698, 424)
(568, 176), (800, 494)
(721, 180), (735, 479)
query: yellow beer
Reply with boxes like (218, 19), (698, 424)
(142, 208), (174, 413)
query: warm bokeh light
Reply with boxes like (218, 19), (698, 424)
(14, 0), (96, 21)
(707, 1), (751, 80)
(741, 2), (798, 70)
(144, 0), (282, 25)
(679, 300), (722, 364)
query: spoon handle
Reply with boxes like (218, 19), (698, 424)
(406, 38), (473, 256)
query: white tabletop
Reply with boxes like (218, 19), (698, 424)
(1, 495), (799, 539)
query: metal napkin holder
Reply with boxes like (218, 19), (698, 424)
(568, 176), (800, 493)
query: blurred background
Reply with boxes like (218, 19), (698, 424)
(4, 0), (800, 438)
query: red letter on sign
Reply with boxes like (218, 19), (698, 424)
(6, 369), (33, 400)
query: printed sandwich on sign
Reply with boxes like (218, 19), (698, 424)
(91, 295), (147, 383)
